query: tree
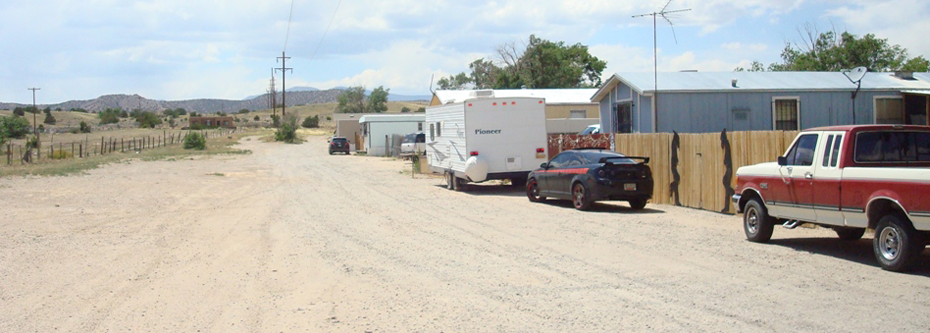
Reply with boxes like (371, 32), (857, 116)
(734, 61), (766, 72)
(415, 107), (426, 113)
(13, 107), (25, 116)
(367, 86), (389, 113)
(98, 108), (121, 124)
(136, 112), (163, 128)
(0, 116), (31, 139)
(401, 106), (411, 113)
(43, 113), (56, 125)
(175, 108), (187, 116)
(437, 72), (473, 90)
(43, 107), (51, 114)
(739, 25), (928, 72)
(443, 35), (607, 90)
(253, 115), (260, 121)
(302, 115), (320, 128)
(79, 121), (91, 133)
(336, 86), (367, 113)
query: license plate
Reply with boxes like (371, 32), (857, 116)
(623, 183), (636, 191)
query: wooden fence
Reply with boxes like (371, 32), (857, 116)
(614, 130), (799, 214)
(4, 129), (236, 166)
(547, 134), (613, 159)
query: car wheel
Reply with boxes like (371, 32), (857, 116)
(628, 198), (647, 210)
(526, 178), (545, 202)
(572, 182), (592, 211)
(873, 214), (924, 272)
(743, 198), (774, 243)
(834, 227), (865, 241)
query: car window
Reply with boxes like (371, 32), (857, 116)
(566, 155), (583, 167)
(856, 131), (930, 163)
(786, 134), (818, 166)
(416, 133), (425, 143)
(403, 134), (417, 143)
(548, 153), (573, 168)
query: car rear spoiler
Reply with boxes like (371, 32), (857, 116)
(599, 156), (650, 165)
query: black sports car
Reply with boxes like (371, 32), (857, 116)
(526, 148), (654, 210)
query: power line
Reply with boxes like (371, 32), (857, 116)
(309, 0), (342, 61)
(283, 0), (296, 52)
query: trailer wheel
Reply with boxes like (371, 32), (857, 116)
(445, 172), (454, 190)
(452, 176), (466, 191)
(526, 178), (545, 202)
(743, 198), (774, 243)
(572, 183), (592, 211)
(510, 177), (527, 188)
(873, 214), (924, 272)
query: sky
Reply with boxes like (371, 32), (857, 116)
(1, 0), (928, 104)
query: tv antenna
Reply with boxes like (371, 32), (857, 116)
(634, 0), (690, 132)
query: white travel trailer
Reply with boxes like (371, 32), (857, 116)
(358, 114), (425, 156)
(426, 93), (548, 190)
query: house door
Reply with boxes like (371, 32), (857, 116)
(614, 103), (632, 133)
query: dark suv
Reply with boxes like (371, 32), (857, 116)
(329, 137), (350, 155)
(527, 148), (653, 210)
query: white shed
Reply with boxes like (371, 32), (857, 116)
(358, 114), (425, 156)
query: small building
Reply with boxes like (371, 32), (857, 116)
(190, 116), (236, 129)
(358, 114), (425, 156)
(431, 89), (599, 134)
(333, 113), (377, 147)
(590, 71), (930, 134)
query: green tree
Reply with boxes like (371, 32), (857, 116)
(415, 107), (426, 113)
(437, 72), (473, 90)
(43, 113), (56, 125)
(13, 107), (25, 117)
(742, 26), (928, 72)
(336, 86), (367, 113)
(367, 86), (389, 113)
(0, 116), (31, 139)
(444, 35), (606, 89)
(43, 107), (51, 114)
(175, 108), (187, 116)
(401, 106), (411, 113)
(136, 112), (163, 128)
(79, 121), (91, 133)
(275, 113), (299, 143)
(98, 108), (121, 124)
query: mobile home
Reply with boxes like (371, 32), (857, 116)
(358, 114), (425, 156)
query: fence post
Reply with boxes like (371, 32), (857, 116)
(101, 137), (105, 155)
(72, 142), (75, 159)
(79, 143), (82, 158)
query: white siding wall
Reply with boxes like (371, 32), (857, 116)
(425, 103), (467, 172)
(365, 121), (422, 156)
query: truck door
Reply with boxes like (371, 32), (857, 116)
(812, 132), (845, 225)
(778, 133), (819, 221)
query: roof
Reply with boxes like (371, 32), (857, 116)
(592, 72), (930, 102)
(433, 88), (598, 105)
(357, 114), (425, 123)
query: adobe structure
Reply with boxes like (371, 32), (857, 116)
(189, 116), (236, 129)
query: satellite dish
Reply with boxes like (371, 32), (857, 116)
(842, 67), (868, 83)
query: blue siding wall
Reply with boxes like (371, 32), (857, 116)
(600, 84), (901, 133)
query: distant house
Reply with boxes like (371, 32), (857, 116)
(190, 116), (236, 129)
(358, 114), (425, 156)
(590, 71), (930, 134)
(431, 89), (599, 134)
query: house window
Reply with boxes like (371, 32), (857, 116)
(614, 103), (632, 133)
(875, 97), (905, 124)
(418, 122), (423, 131)
(569, 110), (586, 119)
(773, 98), (799, 130)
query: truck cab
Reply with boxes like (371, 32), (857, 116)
(733, 125), (930, 271)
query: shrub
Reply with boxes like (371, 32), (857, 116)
(253, 115), (260, 121)
(401, 106), (411, 113)
(70, 128), (79, 134)
(275, 114), (298, 143)
(415, 107), (426, 113)
(50, 150), (73, 159)
(326, 116), (331, 121)
(190, 112), (198, 117)
(183, 131), (206, 150)
(98, 108), (121, 124)
(79, 121), (91, 133)
(13, 107), (25, 116)
(238, 109), (250, 114)
(271, 114), (280, 128)
(301, 115), (319, 128)
(43, 113), (56, 125)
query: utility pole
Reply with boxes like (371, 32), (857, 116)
(276, 51), (292, 118)
(269, 68), (277, 117)
(28, 87), (40, 134)
(634, 0), (690, 132)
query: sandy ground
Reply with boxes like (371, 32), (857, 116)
(1, 135), (929, 332)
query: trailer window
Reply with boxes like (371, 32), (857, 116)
(436, 122), (442, 137)
(429, 123), (434, 141)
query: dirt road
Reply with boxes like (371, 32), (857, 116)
(1, 136), (928, 331)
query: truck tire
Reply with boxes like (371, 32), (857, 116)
(873, 214), (924, 272)
(743, 198), (774, 243)
(833, 227), (865, 241)
(526, 178), (545, 202)
(628, 199), (647, 210)
(572, 183), (592, 211)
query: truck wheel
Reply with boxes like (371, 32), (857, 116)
(572, 183), (592, 211)
(628, 199), (647, 210)
(526, 178), (546, 202)
(833, 227), (865, 241)
(873, 214), (924, 272)
(743, 199), (774, 243)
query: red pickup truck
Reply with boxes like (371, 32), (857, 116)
(733, 125), (930, 271)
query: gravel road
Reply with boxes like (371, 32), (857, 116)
(1, 135), (928, 332)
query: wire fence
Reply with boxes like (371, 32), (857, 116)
(4, 128), (238, 166)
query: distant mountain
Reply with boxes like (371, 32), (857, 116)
(0, 89), (345, 114)
(243, 86), (319, 100)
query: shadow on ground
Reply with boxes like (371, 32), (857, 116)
(768, 237), (930, 277)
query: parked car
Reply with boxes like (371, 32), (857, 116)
(526, 148), (653, 210)
(733, 125), (930, 272)
(578, 124), (601, 135)
(400, 132), (425, 155)
(328, 137), (350, 155)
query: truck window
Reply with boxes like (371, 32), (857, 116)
(830, 135), (842, 167)
(856, 131), (930, 163)
(822, 135), (834, 167)
(786, 134), (818, 166)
